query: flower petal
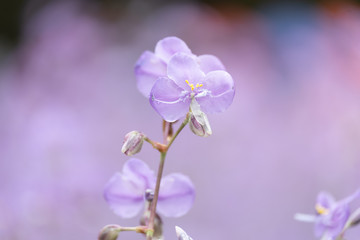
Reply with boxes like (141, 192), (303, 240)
(167, 53), (205, 91)
(157, 173), (195, 217)
(316, 192), (336, 209)
(123, 158), (155, 190)
(314, 218), (326, 238)
(195, 70), (235, 113)
(197, 54), (225, 73)
(294, 213), (317, 222)
(104, 172), (144, 218)
(327, 204), (350, 237)
(150, 77), (191, 122)
(341, 188), (360, 205)
(135, 51), (167, 97)
(155, 36), (192, 62)
(315, 203), (350, 238)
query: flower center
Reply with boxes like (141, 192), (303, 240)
(315, 204), (329, 215)
(185, 80), (203, 91)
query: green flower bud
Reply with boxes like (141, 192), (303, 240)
(98, 225), (121, 240)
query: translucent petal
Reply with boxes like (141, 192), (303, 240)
(167, 53), (205, 91)
(123, 158), (155, 190)
(155, 36), (192, 62)
(157, 173), (195, 217)
(314, 218), (326, 238)
(104, 172), (144, 218)
(197, 54), (225, 73)
(150, 77), (191, 122)
(135, 51), (166, 97)
(321, 203), (350, 238)
(316, 192), (336, 209)
(314, 200), (350, 238)
(195, 70), (235, 113)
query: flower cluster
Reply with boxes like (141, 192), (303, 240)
(101, 36), (235, 240)
(295, 189), (360, 240)
(135, 36), (235, 122)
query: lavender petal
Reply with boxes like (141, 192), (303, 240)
(167, 53), (205, 91)
(150, 77), (191, 122)
(123, 158), (156, 190)
(155, 36), (192, 62)
(316, 192), (336, 209)
(198, 54), (225, 73)
(322, 203), (350, 238)
(104, 172), (144, 218)
(196, 70), (235, 113)
(157, 173), (195, 217)
(135, 51), (167, 97)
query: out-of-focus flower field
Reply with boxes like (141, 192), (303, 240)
(1, 1), (360, 239)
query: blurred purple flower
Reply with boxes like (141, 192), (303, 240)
(104, 158), (195, 218)
(150, 52), (235, 122)
(295, 189), (360, 240)
(314, 190), (360, 239)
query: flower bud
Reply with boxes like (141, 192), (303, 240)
(189, 99), (212, 137)
(144, 189), (154, 202)
(121, 131), (145, 156)
(175, 226), (193, 240)
(98, 225), (121, 240)
(189, 111), (212, 137)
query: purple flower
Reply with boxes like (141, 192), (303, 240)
(135, 36), (228, 99)
(149, 53), (234, 122)
(295, 189), (360, 240)
(314, 190), (360, 239)
(104, 158), (195, 218)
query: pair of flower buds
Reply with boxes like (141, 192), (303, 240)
(122, 100), (211, 156)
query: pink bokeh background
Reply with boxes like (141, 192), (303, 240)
(1, 1), (360, 239)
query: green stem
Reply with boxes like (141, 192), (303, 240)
(146, 151), (166, 239)
(146, 114), (190, 240)
(167, 113), (190, 150)
(98, 225), (147, 240)
(144, 137), (156, 148)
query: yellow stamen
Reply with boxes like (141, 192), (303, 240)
(186, 80), (203, 91)
(185, 80), (195, 91)
(315, 204), (329, 215)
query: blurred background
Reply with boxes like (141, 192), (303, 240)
(1, 0), (360, 239)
